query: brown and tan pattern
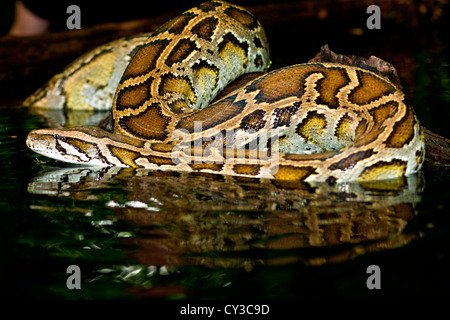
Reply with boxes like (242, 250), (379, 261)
(25, 1), (425, 183)
(23, 33), (151, 111)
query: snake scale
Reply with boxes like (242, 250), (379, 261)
(26, 1), (425, 183)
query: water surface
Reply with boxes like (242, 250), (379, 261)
(1, 7), (449, 300)
(1, 96), (449, 300)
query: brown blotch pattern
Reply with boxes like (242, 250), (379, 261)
(150, 143), (174, 153)
(118, 103), (171, 140)
(176, 94), (247, 132)
(354, 118), (368, 140)
(115, 77), (152, 111)
(192, 59), (219, 75)
(108, 145), (141, 167)
(192, 60), (220, 96)
(166, 12), (197, 35)
(218, 32), (249, 67)
(253, 37), (264, 48)
(273, 165), (317, 181)
(384, 105), (416, 148)
(240, 109), (266, 132)
(232, 164), (262, 176)
(198, 1), (222, 12)
(329, 149), (377, 171)
(355, 126), (386, 148)
(191, 17), (219, 41)
(315, 67), (350, 108)
(224, 6), (259, 30)
(146, 155), (177, 166)
(65, 138), (97, 155)
(121, 39), (170, 80)
(254, 55), (264, 68)
(245, 66), (313, 104)
(349, 69), (396, 105)
(335, 113), (354, 145)
(357, 159), (408, 181)
(415, 147), (425, 169)
(165, 38), (198, 67)
(64, 138), (108, 163)
(158, 73), (196, 105)
(189, 162), (224, 171)
(369, 101), (399, 127)
(272, 102), (300, 129)
(296, 111), (327, 144)
(167, 99), (188, 114)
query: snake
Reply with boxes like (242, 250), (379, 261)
(25, 1), (425, 183)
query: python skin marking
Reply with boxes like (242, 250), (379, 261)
(26, 1), (425, 183)
(111, 1), (270, 143)
(23, 33), (151, 111)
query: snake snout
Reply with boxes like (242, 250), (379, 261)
(26, 129), (57, 154)
(26, 129), (86, 165)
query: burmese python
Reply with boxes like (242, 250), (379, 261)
(26, 1), (425, 183)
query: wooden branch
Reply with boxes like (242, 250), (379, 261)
(423, 128), (450, 171)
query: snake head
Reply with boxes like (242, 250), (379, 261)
(26, 128), (111, 166)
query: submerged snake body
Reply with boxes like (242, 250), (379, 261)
(26, 1), (425, 183)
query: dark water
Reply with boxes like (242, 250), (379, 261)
(1, 89), (449, 301)
(1, 8), (450, 301)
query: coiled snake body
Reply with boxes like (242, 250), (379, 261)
(26, 1), (425, 183)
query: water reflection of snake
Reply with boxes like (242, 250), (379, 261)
(25, 1), (425, 183)
(28, 166), (422, 268)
